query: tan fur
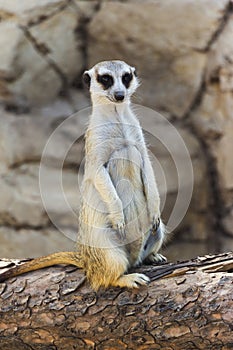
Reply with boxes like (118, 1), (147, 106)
(0, 61), (166, 290)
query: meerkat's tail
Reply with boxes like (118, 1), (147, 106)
(0, 251), (84, 283)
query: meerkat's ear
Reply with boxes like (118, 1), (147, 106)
(82, 71), (91, 89)
(132, 67), (137, 77)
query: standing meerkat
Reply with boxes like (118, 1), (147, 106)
(0, 60), (166, 290)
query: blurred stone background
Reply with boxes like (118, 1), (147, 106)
(0, 0), (232, 261)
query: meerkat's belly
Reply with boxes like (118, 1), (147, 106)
(106, 145), (151, 264)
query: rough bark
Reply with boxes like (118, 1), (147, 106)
(0, 253), (233, 350)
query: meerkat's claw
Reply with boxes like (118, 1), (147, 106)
(152, 216), (160, 231)
(146, 252), (167, 264)
(132, 273), (150, 287)
(117, 222), (126, 239)
(113, 273), (150, 288)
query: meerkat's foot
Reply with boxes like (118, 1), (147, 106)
(113, 273), (150, 288)
(145, 252), (167, 265)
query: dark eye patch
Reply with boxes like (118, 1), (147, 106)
(122, 72), (133, 88)
(97, 74), (114, 89)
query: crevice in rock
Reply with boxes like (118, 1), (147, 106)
(0, 217), (78, 236)
(0, 216), (61, 232)
(26, 0), (72, 27)
(8, 159), (42, 170)
(0, 222), (52, 232)
(182, 74), (206, 120)
(70, 0), (102, 90)
(5, 102), (31, 114)
(19, 25), (70, 97)
(8, 159), (82, 172)
(179, 84), (228, 249)
(221, 230), (233, 239)
(204, 1), (233, 51)
(184, 121), (231, 252)
(0, 210), (62, 232)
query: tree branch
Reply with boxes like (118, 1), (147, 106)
(0, 253), (233, 350)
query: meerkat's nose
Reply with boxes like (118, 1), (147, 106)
(114, 91), (125, 101)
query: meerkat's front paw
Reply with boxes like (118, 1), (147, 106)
(152, 216), (160, 230)
(108, 213), (126, 239)
(145, 252), (167, 264)
(116, 221), (126, 239)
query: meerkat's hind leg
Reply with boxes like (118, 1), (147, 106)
(89, 246), (150, 290)
(112, 273), (150, 288)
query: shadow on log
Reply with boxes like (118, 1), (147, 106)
(0, 252), (233, 350)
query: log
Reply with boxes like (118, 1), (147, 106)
(0, 253), (233, 350)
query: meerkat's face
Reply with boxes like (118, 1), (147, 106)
(83, 60), (139, 104)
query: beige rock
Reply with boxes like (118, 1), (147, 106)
(161, 155), (208, 242)
(222, 208), (233, 236)
(30, 7), (83, 82)
(189, 157), (209, 212)
(191, 84), (232, 192)
(0, 22), (26, 104)
(0, 109), (86, 169)
(0, 4), (86, 107)
(164, 240), (209, 261)
(0, 165), (46, 227)
(0, 109), (86, 229)
(0, 22), (22, 76)
(206, 15), (233, 90)
(219, 63), (233, 92)
(68, 89), (91, 112)
(39, 164), (81, 231)
(0, 164), (81, 230)
(72, 1), (99, 19)
(0, 0), (66, 24)
(89, 0), (229, 54)
(0, 113), (10, 174)
(221, 234), (233, 254)
(190, 82), (233, 191)
(7, 29), (62, 106)
(88, 0), (228, 116)
(190, 84), (231, 139)
(222, 190), (233, 209)
(212, 119), (233, 191)
(0, 226), (74, 259)
(136, 106), (200, 157)
(1, 112), (53, 168)
(33, 89), (90, 117)
(140, 52), (206, 118)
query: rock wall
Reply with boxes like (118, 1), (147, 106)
(0, 0), (232, 261)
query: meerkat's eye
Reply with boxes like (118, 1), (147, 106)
(122, 72), (133, 88)
(97, 74), (114, 89)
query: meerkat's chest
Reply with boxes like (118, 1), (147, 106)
(100, 121), (144, 149)
(85, 113), (147, 169)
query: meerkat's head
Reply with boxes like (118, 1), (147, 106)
(83, 60), (139, 105)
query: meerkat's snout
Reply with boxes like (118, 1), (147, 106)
(114, 90), (125, 102)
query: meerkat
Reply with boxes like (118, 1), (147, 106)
(0, 60), (166, 290)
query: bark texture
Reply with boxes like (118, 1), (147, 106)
(0, 253), (233, 350)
